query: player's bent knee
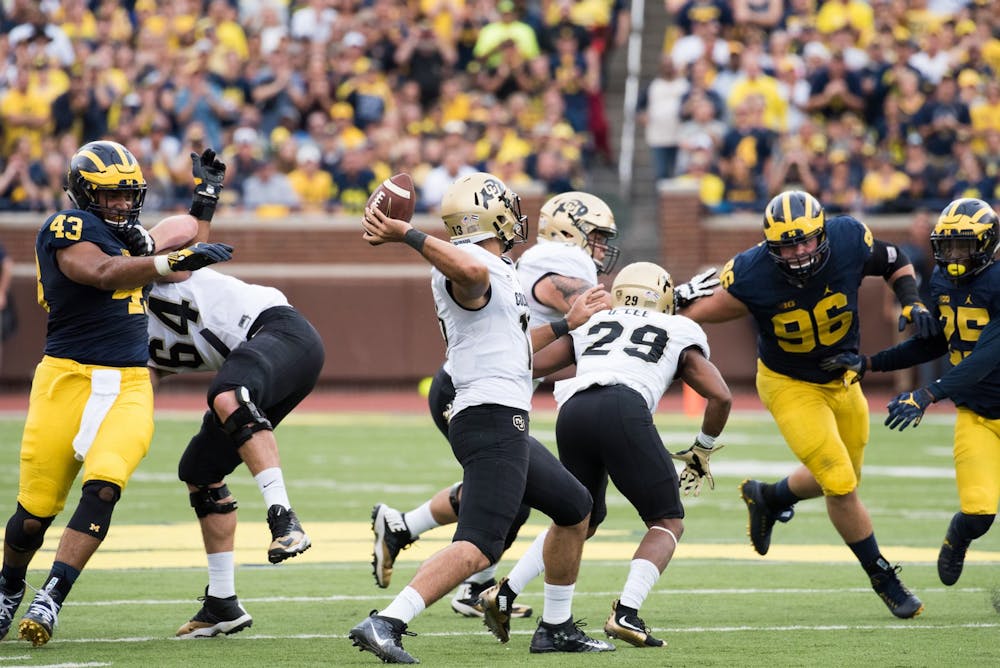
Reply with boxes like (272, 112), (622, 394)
(216, 386), (272, 447)
(5, 504), (55, 553)
(503, 503), (531, 551)
(551, 483), (592, 528)
(65, 480), (121, 541)
(189, 484), (238, 518)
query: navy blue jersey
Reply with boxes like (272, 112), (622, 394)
(929, 261), (1000, 417)
(723, 216), (875, 383)
(36, 209), (150, 366)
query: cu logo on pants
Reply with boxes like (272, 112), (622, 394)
(512, 414), (526, 431)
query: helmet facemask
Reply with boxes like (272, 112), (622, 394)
(931, 198), (1000, 284)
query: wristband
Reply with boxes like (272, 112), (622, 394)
(404, 228), (428, 252)
(189, 196), (217, 223)
(550, 318), (570, 338)
(154, 255), (171, 276)
(696, 432), (717, 448)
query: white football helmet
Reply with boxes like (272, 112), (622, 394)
(537, 191), (620, 272)
(612, 261), (674, 314)
(440, 172), (527, 251)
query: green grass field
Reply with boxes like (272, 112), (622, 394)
(0, 406), (998, 667)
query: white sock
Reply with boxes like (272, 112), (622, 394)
(379, 585), (426, 624)
(255, 467), (291, 509)
(541, 582), (574, 625)
(507, 529), (547, 595)
(467, 564), (497, 585)
(619, 558), (661, 610)
(206, 551), (235, 599)
(402, 501), (439, 537)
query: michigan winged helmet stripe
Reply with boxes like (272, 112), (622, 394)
(75, 144), (143, 187)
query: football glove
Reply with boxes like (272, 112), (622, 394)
(674, 267), (720, 309)
(884, 387), (935, 431)
(671, 441), (725, 496)
(189, 148), (226, 222)
(161, 242), (233, 273)
(121, 224), (155, 256)
(819, 352), (867, 383)
(899, 302), (940, 339)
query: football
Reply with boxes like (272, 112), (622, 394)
(367, 173), (416, 222)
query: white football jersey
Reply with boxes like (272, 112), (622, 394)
(433, 243), (533, 416)
(554, 308), (710, 413)
(516, 240), (598, 326)
(147, 268), (289, 374)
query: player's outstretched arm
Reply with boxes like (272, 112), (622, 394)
(56, 240), (230, 291)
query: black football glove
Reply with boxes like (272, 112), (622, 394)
(884, 387), (935, 431)
(819, 352), (867, 383)
(674, 267), (720, 309)
(165, 242), (233, 272)
(121, 224), (155, 256)
(189, 148), (226, 222)
(899, 302), (940, 339)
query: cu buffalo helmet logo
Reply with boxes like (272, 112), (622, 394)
(479, 178), (504, 207)
(512, 414), (526, 431)
(553, 196), (589, 220)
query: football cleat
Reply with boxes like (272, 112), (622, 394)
(870, 564), (924, 619)
(0, 584), (25, 640)
(348, 611), (418, 664)
(371, 503), (416, 589)
(739, 479), (794, 556)
(451, 578), (533, 619)
(529, 617), (616, 653)
(266, 505), (311, 564)
(18, 588), (61, 646)
(937, 514), (970, 586)
(603, 599), (665, 648)
(176, 587), (253, 638)
(477, 577), (514, 643)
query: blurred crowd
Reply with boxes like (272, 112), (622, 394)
(641, 0), (1000, 217)
(0, 0), (629, 217)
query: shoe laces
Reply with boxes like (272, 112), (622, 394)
(24, 583), (60, 628)
(0, 587), (23, 623)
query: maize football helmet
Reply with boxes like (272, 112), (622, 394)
(612, 261), (674, 314)
(537, 191), (620, 273)
(440, 172), (527, 251)
(762, 190), (829, 283)
(931, 198), (1000, 283)
(65, 140), (147, 230)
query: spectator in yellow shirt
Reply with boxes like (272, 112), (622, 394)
(287, 144), (334, 213)
(861, 151), (911, 213)
(727, 49), (787, 132)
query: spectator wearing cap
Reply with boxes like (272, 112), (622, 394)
(336, 57), (393, 130)
(638, 54), (688, 181)
(913, 76), (970, 168)
(472, 1), (540, 70)
(288, 143), (334, 213)
(805, 49), (864, 121)
(395, 20), (458, 110)
(225, 126), (264, 206)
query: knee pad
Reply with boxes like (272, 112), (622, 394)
(448, 482), (462, 516)
(218, 386), (272, 447)
(5, 504), (55, 553)
(66, 481), (121, 541)
(503, 503), (531, 551)
(189, 484), (238, 518)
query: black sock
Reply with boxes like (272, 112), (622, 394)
(848, 534), (888, 576)
(42, 561), (80, 606)
(498, 579), (516, 603)
(951, 512), (995, 542)
(0, 567), (27, 594)
(760, 478), (798, 511)
(615, 602), (638, 618)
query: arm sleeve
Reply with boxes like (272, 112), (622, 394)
(870, 334), (949, 372)
(862, 239), (912, 280)
(927, 317), (1000, 401)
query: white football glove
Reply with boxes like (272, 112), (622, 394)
(674, 267), (720, 309)
(671, 441), (725, 496)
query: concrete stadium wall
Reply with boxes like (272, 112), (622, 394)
(0, 190), (917, 390)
